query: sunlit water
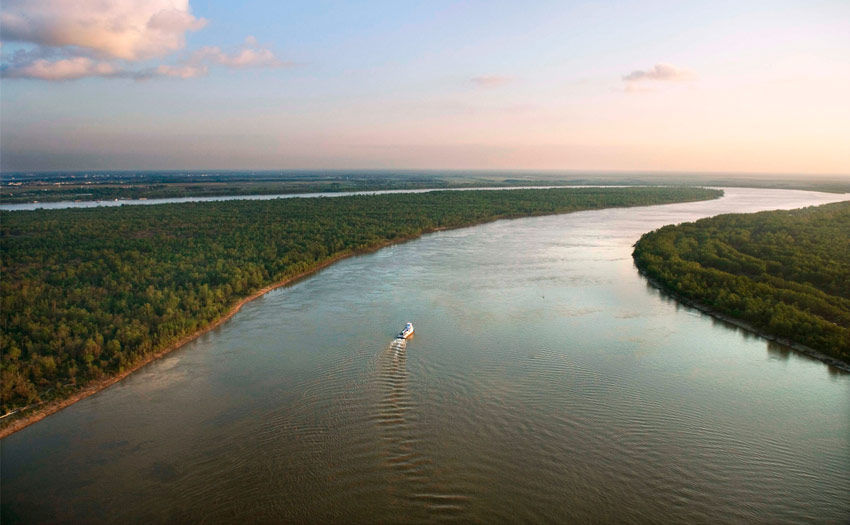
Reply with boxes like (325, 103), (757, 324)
(2, 188), (849, 524)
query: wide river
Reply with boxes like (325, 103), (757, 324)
(2, 188), (849, 524)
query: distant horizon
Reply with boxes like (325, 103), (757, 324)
(2, 169), (848, 178)
(2, 1), (849, 174)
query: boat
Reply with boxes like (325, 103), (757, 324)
(397, 322), (414, 339)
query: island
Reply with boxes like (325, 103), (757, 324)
(633, 201), (850, 367)
(2, 171), (847, 205)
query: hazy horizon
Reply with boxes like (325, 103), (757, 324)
(2, 1), (849, 174)
(2, 169), (848, 180)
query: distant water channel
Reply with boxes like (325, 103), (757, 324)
(0, 185), (572, 211)
(2, 188), (849, 523)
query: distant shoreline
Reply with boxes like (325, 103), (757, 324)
(637, 269), (850, 373)
(0, 184), (620, 211)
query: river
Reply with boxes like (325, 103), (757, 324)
(2, 188), (849, 523)
(0, 185), (573, 211)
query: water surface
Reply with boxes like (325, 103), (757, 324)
(2, 188), (849, 524)
(0, 185), (572, 211)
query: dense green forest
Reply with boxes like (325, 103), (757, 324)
(3, 170), (847, 204)
(0, 187), (719, 418)
(1, 171), (567, 204)
(633, 201), (850, 363)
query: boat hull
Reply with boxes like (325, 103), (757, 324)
(397, 324), (414, 339)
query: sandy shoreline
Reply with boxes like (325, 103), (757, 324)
(637, 269), (850, 373)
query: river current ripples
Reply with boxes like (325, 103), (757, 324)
(2, 187), (849, 524)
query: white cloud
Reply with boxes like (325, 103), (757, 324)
(153, 37), (288, 79)
(0, 0), (206, 61)
(192, 40), (285, 69)
(622, 63), (694, 83)
(2, 57), (119, 80)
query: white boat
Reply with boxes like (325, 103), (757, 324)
(397, 322), (414, 339)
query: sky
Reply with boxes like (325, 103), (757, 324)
(1, 0), (849, 174)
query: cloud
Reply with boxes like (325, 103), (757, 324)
(622, 63), (694, 83)
(155, 63), (207, 79)
(470, 75), (514, 87)
(1, 0), (287, 82)
(155, 37), (289, 79)
(192, 39), (287, 69)
(0, 0), (206, 61)
(2, 57), (119, 80)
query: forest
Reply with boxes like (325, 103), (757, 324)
(1, 171), (564, 204)
(0, 187), (720, 419)
(4, 170), (847, 204)
(633, 201), (850, 362)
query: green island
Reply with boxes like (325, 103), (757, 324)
(633, 201), (850, 365)
(0, 186), (720, 430)
(2, 171), (518, 204)
(3, 170), (848, 204)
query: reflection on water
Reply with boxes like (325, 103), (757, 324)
(2, 188), (849, 523)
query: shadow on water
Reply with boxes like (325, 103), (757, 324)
(767, 341), (849, 377)
(639, 273), (848, 377)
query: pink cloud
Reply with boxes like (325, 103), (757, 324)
(0, 0), (206, 61)
(191, 38), (287, 69)
(622, 63), (694, 83)
(153, 37), (289, 79)
(1, 0), (288, 82)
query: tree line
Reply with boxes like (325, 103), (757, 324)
(1, 187), (720, 416)
(633, 201), (850, 362)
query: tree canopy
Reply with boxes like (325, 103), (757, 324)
(633, 201), (850, 362)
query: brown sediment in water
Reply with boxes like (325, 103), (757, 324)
(637, 269), (850, 373)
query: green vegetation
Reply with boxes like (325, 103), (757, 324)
(633, 201), (850, 362)
(0, 187), (720, 419)
(3, 169), (847, 204)
(1, 171), (569, 204)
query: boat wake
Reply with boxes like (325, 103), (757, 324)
(376, 338), (423, 476)
(372, 336), (471, 520)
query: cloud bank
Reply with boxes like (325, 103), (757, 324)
(622, 63), (694, 83)
(0, 0), (285, 81)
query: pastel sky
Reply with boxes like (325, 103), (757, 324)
(1, 0), (848, 174)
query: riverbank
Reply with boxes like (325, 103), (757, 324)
(0, 215), (551, 437)
(0, 237), (409, 438)
(632, 201), (850, 366)
(637, 269), (850, 373)
(0, 187), (724, 438)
